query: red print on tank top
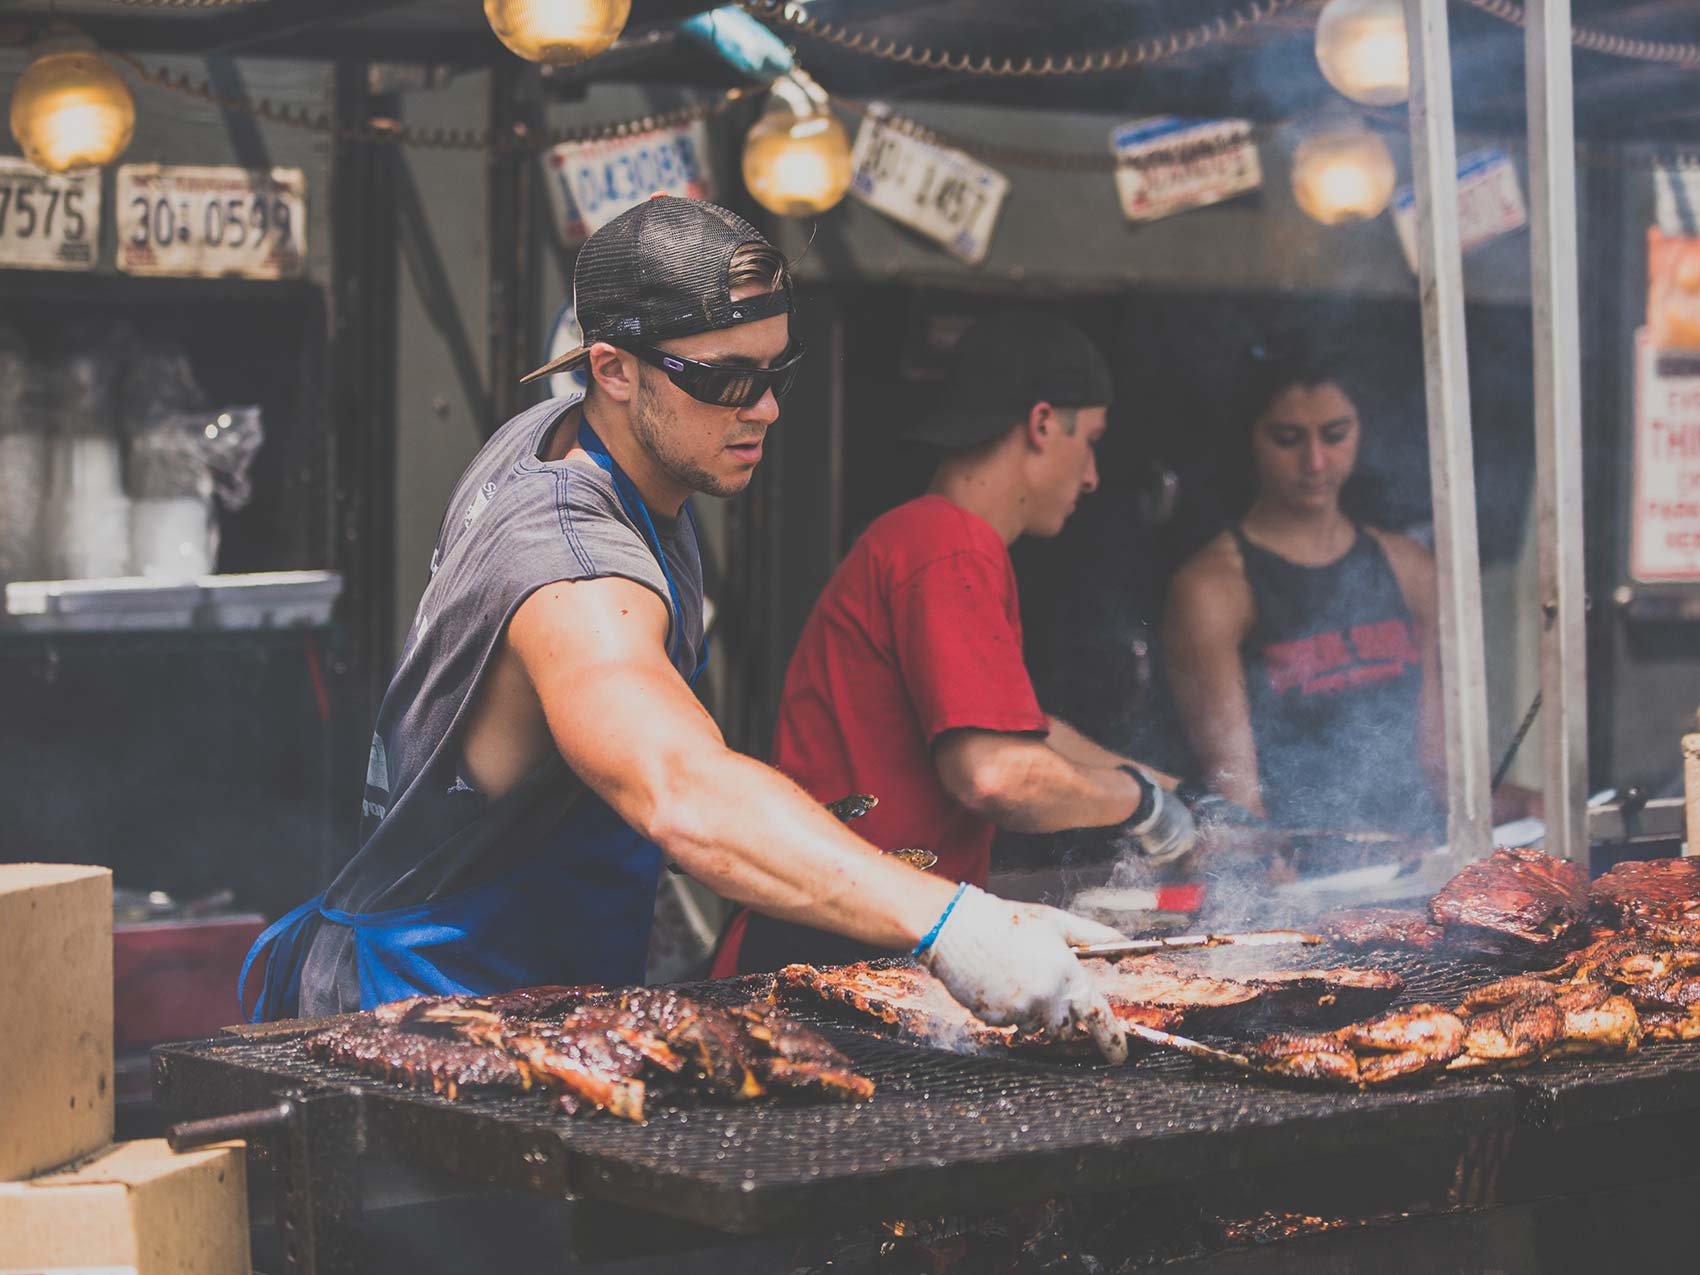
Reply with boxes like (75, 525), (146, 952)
(1264, 617), (1419, 698)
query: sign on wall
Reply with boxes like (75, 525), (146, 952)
(116, 164), (306, 278)
(542, 120), (714, 245)
(1390, 148), (1526, 273)
(0, 157), (100, 272)
(1109, 117), (1261, 223)
(1632, 328), (1700, 583)
(849, 105), (1009, 265)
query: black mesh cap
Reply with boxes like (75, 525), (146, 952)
(521, 195), (791, 384)
(900, 310), (1114, 449)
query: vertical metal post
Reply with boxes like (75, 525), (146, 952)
(1525, 0), (1590, 862)
(1403, 0), (1494, 866)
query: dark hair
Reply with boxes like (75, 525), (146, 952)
(1219, 335), (1364, 516)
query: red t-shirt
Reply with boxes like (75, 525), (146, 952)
(775, 493), (1049, 883)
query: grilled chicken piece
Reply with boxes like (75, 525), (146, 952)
(1430, 847), (1589, 953)
(1320, 908), (1446, 952)
(1338, 1004), (1466, 1084)
(1641, 1008), (1700, 1041)
(776, 962), (1018, 1051)
(306, 1020), (533, 1099)
(1448, 995), (1565, 1070)
(616, 988), (765, 1101)
(1622, 973), (1700, 1014)
(1245, 1032), (1361, 1085)
(1555, 933), (1700, 986)
(730, 1002), (875, 1100)
(1549, 983), (1642, 1058)
(1457, 975), (1561, 1012)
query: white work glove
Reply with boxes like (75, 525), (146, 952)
(917, 885), (1131, 1064)
(1120, 766), (1198, 865)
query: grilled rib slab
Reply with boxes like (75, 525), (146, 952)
(1429, 847), (1589, 952)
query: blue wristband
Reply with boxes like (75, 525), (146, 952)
(912, 882), (970, 958)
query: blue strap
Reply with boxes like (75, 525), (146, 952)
(913, 882), (970, 958)
(237, 894), (325, 1023)
(577, 415), (709, 684)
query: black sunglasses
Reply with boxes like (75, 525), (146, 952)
(623, 341), (806, 408)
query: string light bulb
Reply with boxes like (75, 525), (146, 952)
(741, 72), (853, 218)
(483, 0), (630, 65)
(9, 28), (135, 173)
(1314, 0), (1410, 107)
(1290, 123), (1397, 225)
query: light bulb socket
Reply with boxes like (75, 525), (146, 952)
(29, 24), (102, 60)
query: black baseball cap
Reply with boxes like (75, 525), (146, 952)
(901, 310), (1114, 449)
(521, 195), (791, 384)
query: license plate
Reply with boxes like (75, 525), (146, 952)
(1391, 148), (1526, 272)
(1110, 116), (1261, 223)
(116, 164), (306, 279)
(542, 120), (714, 243)
(0, 158), (100, 272)
(849, 106), (1009, 265)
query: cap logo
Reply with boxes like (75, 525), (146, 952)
(731, 308), (745, 320)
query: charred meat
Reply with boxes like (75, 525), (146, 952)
(1337, 1004), (1466, 1084)
(306, 1020), (532, 1100)
(1429, 847), (1589, 952)
(1590, 858), (1700, 933)
(616, 988), (765, 1101)
(731, 1002), (876, 1100)
(1319, 908), (1446, 952)
(775, 962), (1018, 1051)
(1244, 1031), (1361, 1085)
(1548, 983), (1642, 1058)
(1449, 995), (1565, 1070)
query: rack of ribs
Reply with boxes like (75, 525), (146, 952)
(1591, 858), (1700, 942)
(1318, 908), (1446, 951)
(1428, 847), (1589, 953)
(308, 987), (875, 1122)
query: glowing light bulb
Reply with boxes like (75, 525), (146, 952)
(742, 76), (853, 218)
(1290, 125), (1397, 226)
(1315, 0), (1410, 107)
(8, 30), (135, 173)
(483, 0), (630, 65)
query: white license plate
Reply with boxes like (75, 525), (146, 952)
(116, 164), (306, 279)
(849, 107), (1009, 265)
(543, 120), (714, 242)
(1110, 116), (1261, 223)
(0, 158), (100, 272)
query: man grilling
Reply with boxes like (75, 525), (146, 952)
(242, 199), (1129, 1063)
(717, 310), (1197, 975)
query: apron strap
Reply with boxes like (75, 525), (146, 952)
(237, 894), (326, 1023)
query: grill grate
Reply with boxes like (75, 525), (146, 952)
(152, 944), (1700, 1235)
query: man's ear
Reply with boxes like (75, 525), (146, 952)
(1025, 400), (1057, 450)
(586, 342), (637, 403)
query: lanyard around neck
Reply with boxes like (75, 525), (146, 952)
(576, 415), (708, 683)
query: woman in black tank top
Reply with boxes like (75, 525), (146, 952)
(1163, 344), (1449, 842)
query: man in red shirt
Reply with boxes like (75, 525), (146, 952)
(718, 310), (1194, 974)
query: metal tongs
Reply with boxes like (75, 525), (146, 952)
(1120, 1021), (1255, 1073)
(1070, 929), (1323, 960)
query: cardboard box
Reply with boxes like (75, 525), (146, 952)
(0, 864), (113, 1180)
(0, 1138), (249, 1274)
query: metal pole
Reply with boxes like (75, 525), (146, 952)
(1403, 0), (1494, 866)
(1524, 0), (1590, 862)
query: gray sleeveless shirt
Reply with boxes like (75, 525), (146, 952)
(299, 395), (704, 1015)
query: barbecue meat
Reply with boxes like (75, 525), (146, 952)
(1457, 975), (1561, 1013)
(731, 1002), (875, 1101)
(616, 988), (765, 1101)
(1244, 1032), (1360, 1085)
(1641, 1009), (1700, 1041)
(776, 962), (1018, 1051)
(1320, 908), (1446, 952)
(1553, 932), (1700, 986)
(1590, 858), (1700, 935)
(1623, 973), (1700, 1014)
(1448, 995), (1565, 1069)
(1429, 847), (1589, 952)
(306, 1020), (532, 1099)
(1338, 1004), (1466, 1084)
(1549, 984), (1642, 1058)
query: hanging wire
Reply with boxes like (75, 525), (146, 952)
(737, 0), (1307, 76)
(1459, 0), (1700, 68)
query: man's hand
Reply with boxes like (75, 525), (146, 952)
(1120, 767), (1198, 864)
(918, 886), (1130, 1063)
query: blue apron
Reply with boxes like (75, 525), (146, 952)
(240, 416), (706, 1021)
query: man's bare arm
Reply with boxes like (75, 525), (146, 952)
(932, 728), (1142, 833)
(508, 576), (956, 950)
(1044, 716), (1178, 788)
